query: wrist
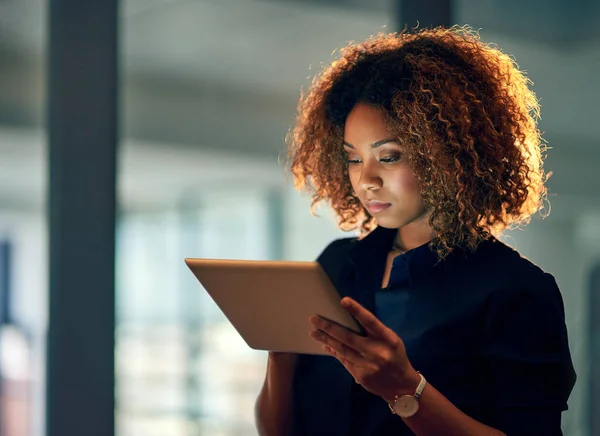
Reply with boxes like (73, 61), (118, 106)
(387, 370), (427, 419)
(383, 367), (421, 404)
(268, 351), (298, 367)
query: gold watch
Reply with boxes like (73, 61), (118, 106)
(388, 372), (426, 418)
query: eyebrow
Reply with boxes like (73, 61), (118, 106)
(342, 138), (397, 149)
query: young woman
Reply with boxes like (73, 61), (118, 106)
(255, 26), (576, 436)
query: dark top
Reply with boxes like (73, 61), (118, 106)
(292, 226), (576, 436)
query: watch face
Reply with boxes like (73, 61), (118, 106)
(394, 395), (419, 418)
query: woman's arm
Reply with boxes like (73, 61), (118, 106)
(255, 352), (298, 436)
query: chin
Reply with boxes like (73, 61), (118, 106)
(373, 216), (409, 229)
(374, 210), (429, 230)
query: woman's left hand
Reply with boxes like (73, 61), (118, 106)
(309, 297), (420, 403)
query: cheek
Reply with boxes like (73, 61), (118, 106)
(389, 169), (421, 195)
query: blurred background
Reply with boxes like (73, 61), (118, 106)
(0, 0), (598, 435)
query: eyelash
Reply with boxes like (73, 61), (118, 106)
(345, 155), (401, 165)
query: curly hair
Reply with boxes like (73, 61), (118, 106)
(286, 25), (548, 259)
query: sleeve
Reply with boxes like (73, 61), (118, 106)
(315, 237), (356, 283)
(315, 237), (355, 263)
(480, 271), (577, 435)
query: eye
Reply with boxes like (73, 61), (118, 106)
(346, 157), (362, 165)
(379, 154), (401, 164)
(343, 151), (361, 165)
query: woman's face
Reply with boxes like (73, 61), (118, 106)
(343, 103), (429, 230)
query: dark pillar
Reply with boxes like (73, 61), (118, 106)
(46, 1), (118, 435)
(0, 241), (11, 325)
(591, 265), (600, 436)
(0, 240), (9, 436)
(396, 0), (453, 31)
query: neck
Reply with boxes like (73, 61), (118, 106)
(393, 221), (434, 252)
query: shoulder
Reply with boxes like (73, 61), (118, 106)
(473, 239), (567, 328)
(464, 237), (557, 290)
(471, 237), (535, 271)
(444, 237), (565, 316)
(316, 237), (357, 262)
(489, 239), (559, 291)
(314, 237), (357, 285)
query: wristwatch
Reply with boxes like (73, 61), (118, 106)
(388, 372), (427, 418)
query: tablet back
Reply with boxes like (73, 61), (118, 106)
(184, 258), (360, 355)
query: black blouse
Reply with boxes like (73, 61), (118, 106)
(292, 226), (576, 435)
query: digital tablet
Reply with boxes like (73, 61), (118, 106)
(184, 258), (361, 355)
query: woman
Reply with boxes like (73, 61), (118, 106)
(255, 26), (576, 435)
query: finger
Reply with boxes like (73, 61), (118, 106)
(341, 297), (394, 339)
(310, 330), (369, 366)
(322, 345), (363, 383)
(310, 316), (366, 352)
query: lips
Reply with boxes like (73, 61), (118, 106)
(366, 201), (391, 214)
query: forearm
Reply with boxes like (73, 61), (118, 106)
(401, 374), (505, 436)
(255, 353), (298, 436)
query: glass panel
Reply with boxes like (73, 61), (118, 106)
(117, 1), (389, 435)
(0, 1), (48, 436)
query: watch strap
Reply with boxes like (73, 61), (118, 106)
(388, 372), (427, 415)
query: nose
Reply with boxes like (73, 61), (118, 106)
(358, 160), (382, 191)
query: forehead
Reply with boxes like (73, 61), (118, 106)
(343, 104), (392, 146)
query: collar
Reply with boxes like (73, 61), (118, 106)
(348, 225), (441, 286)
